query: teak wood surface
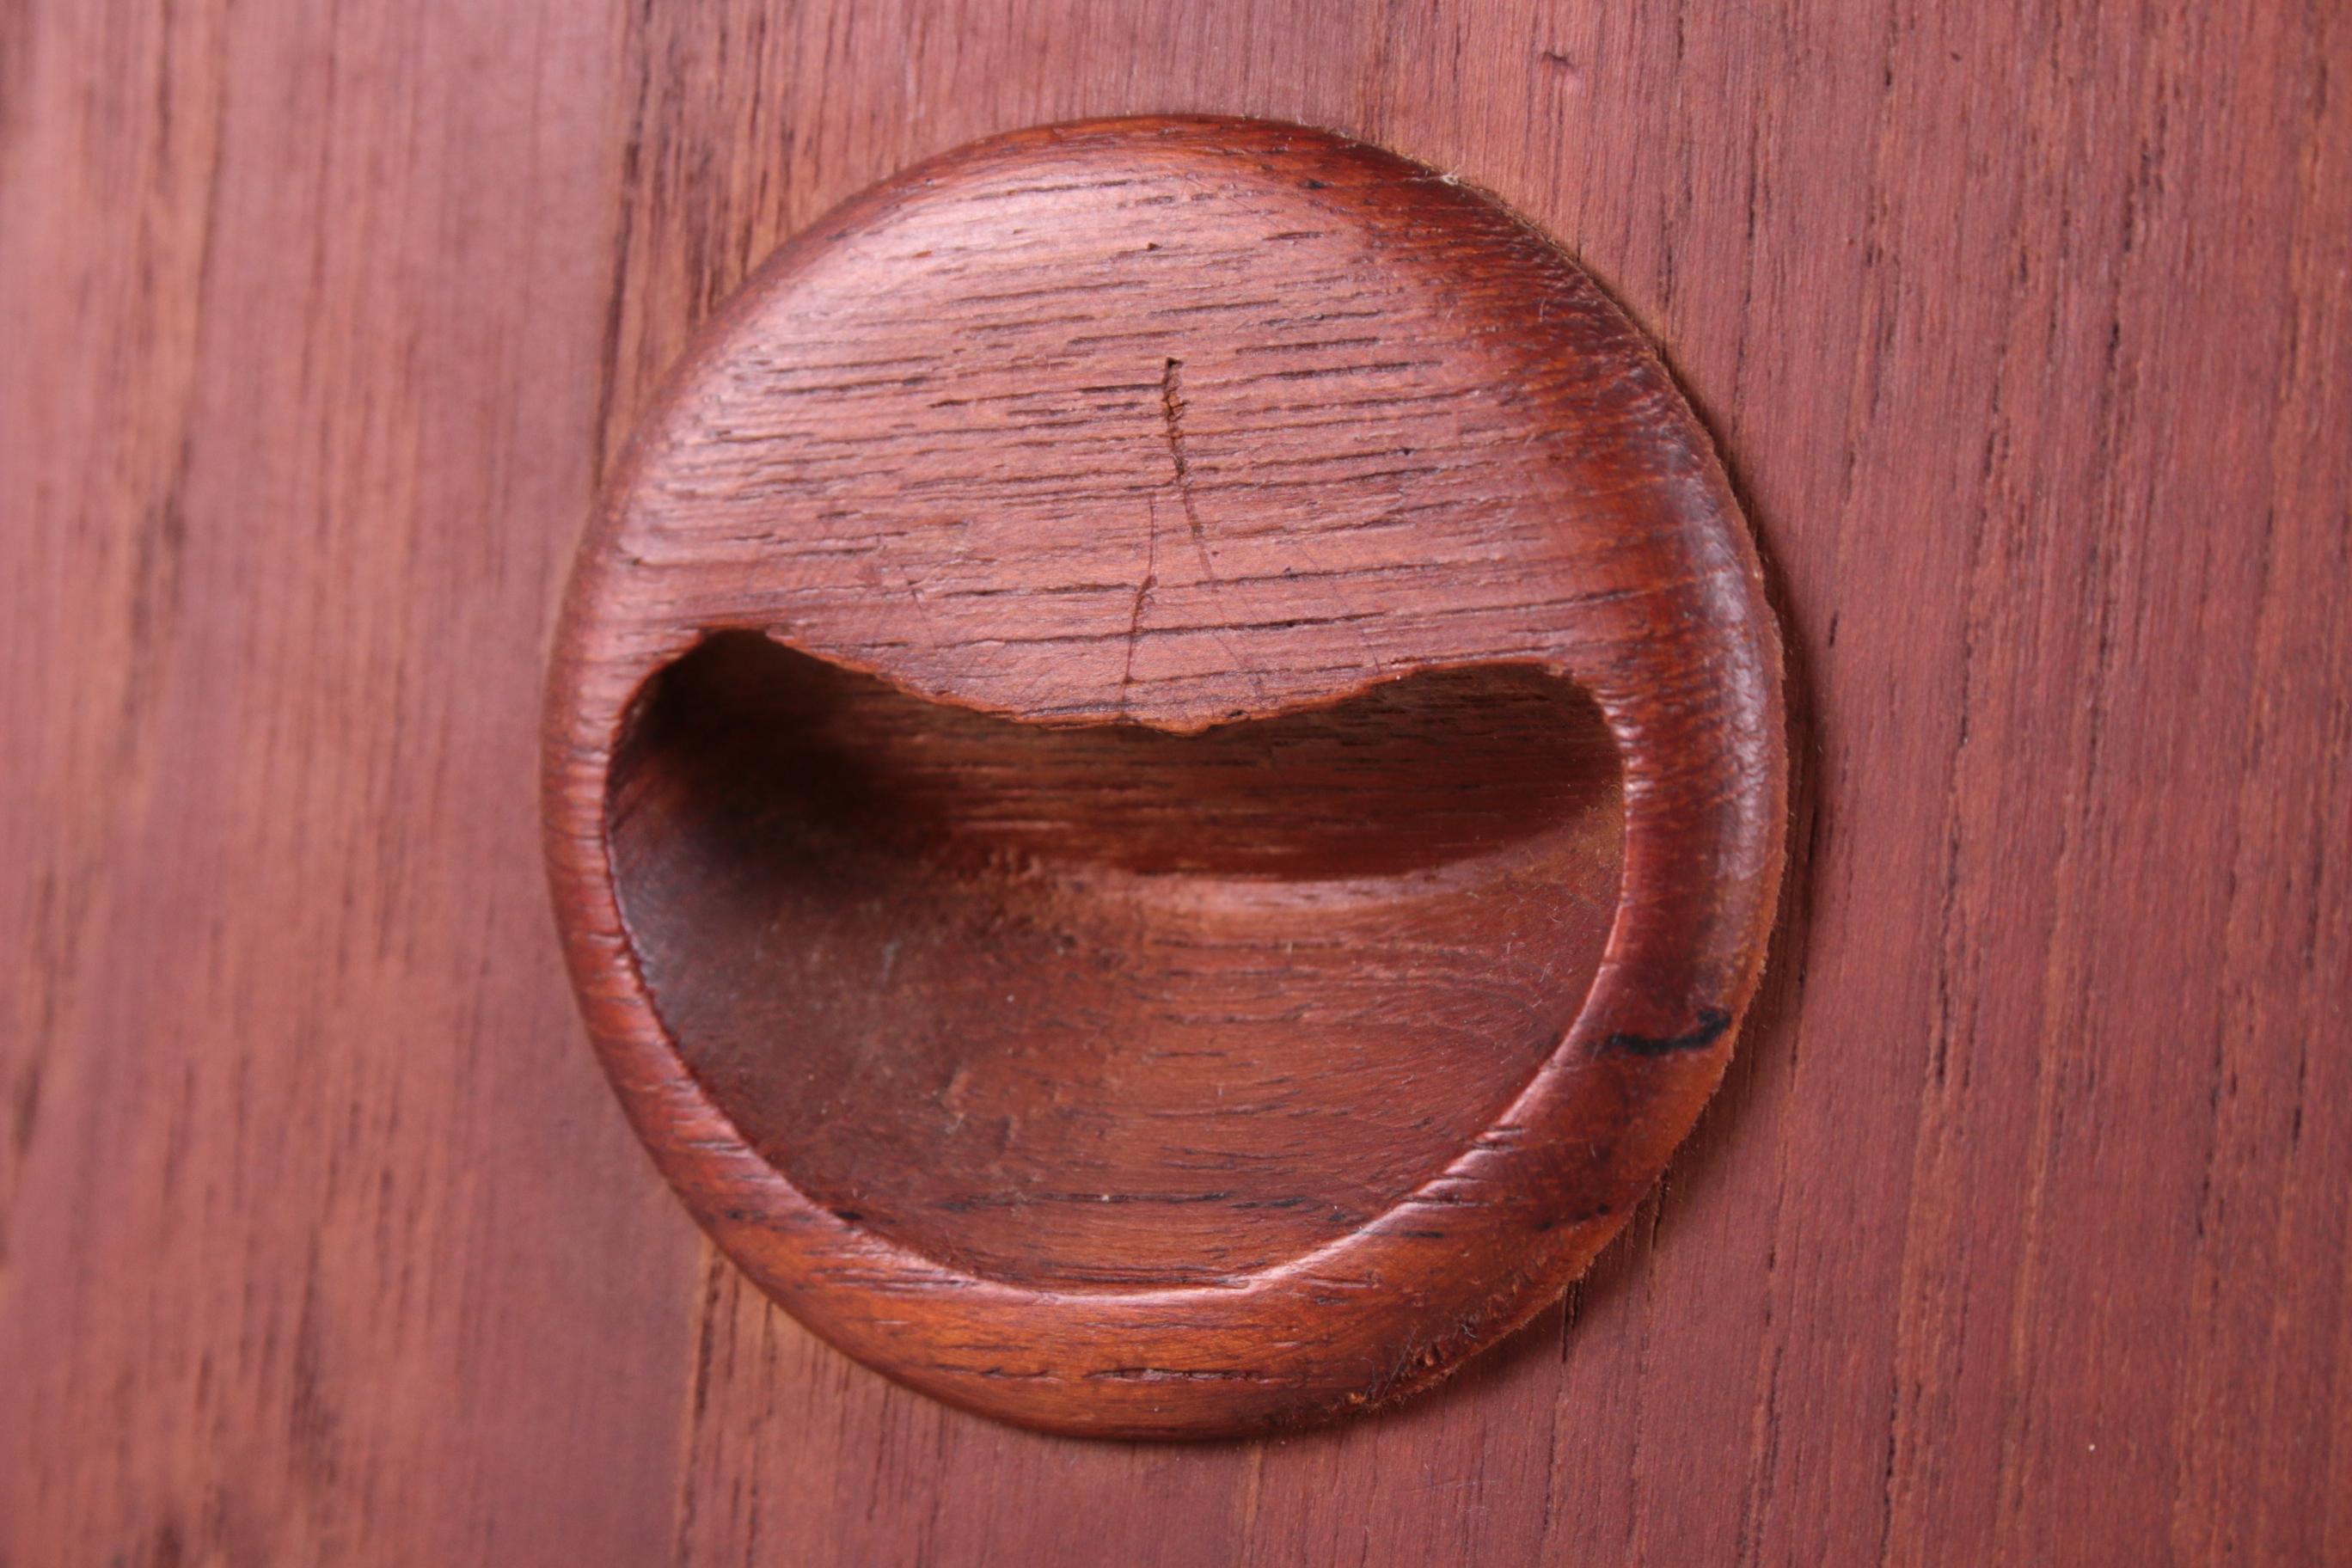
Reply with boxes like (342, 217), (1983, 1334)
(5, 0), (2349, 1562)
(547, 117), (1785, 1436)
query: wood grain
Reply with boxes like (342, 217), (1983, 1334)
(548, 118), (1785, 1435)
(0, 3), (697, 1563)
(5, 0), (2348, 1559)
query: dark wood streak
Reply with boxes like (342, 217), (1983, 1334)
(546, 118), (1787, 1437)
(1605, 1008), (1736, 1058)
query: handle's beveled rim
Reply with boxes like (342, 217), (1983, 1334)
(542, 114), (1786, 1438)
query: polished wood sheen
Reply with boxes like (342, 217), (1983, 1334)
(6, 0), (2348, 1560)
(548, 118), (1785, 1436)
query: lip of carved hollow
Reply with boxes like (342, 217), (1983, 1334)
(584, 621), (1640, 1297)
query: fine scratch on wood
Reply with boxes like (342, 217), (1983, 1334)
(1158, 352), (1271, 703)
(1118, 493), (1161, 708)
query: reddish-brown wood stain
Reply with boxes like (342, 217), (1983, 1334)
(546, 118), (1785, 1436)
(9, 0), (2348, 1558)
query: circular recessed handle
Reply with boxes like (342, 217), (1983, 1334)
(544, 116), (1785, 1438)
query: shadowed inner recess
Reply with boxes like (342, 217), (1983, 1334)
(609, 632), (1625, 1289)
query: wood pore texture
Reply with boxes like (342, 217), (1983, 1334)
(3, 0), (2346, 1562)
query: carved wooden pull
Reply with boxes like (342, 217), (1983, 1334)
(542, 116), (1786, 1438)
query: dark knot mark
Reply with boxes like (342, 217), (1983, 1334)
(1604, 1007), (1733, 1057)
